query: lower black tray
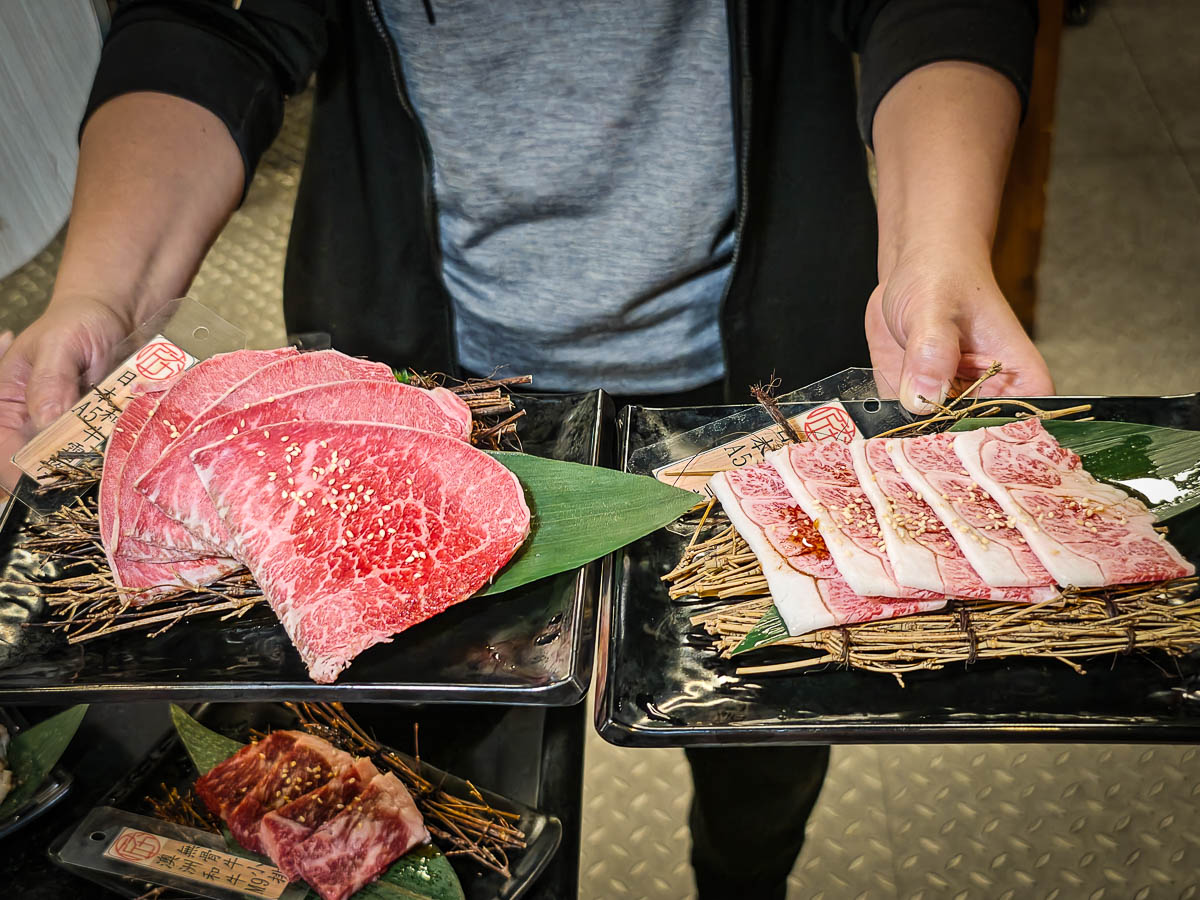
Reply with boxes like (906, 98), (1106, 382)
(595, 394), (1200, 746)
(52, 702), (561, 900)
(0, 392), (610, 705)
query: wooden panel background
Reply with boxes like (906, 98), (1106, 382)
(993, 0), (1066, 335)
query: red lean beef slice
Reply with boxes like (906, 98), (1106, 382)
(225, 733), (354, 854)
(99, 392), (234, 599)
(125, 350), (395, 561)
(174, 350), (395, 429)
(117, 347), (296, 561)
(136, 380), (472, 554)
(292, 772), (430, 900)
(259, 758), (381, 882)
(192, 422), (531, 683)
(195, 731), (301, 820)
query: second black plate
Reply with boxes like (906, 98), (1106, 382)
(595, 394), (1200, 747)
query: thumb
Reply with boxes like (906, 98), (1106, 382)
(0, 331), (13, 359)
(898, 317), (961, 414)
(26, 340), (86, 430)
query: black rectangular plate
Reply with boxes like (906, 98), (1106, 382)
(0, 707), (73, 839)
(50, 702), (562, 900)
(595, 394), (1200, 746)
(0, 392), (611, 705)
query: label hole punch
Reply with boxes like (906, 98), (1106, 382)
(192, 325), (210, 340)
(863, 398), (881, 413)
(90, 832), (106, 842)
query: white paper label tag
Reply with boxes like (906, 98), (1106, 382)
(102, 826), (289, 898)
(12, 334), (197, 485)
(653, 401), (864, 494)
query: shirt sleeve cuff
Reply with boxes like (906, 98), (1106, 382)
(82, 17), (285, 202)
(857, 1), (1038, 148)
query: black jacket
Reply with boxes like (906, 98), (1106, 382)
(86, 0), (1035, 399)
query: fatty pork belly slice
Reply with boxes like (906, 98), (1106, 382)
(765, 441), (943, 602)
(99, 392), (237, 601)
(116, 347), (297, 561)
(224, 732), (355, 855)
(137, 380), (473, 553)
(851, 439), (1057, 604)
(887, 431), (1057, 589)
(192, 421), (531, 683)
(259, 758), (381, 882)
(292, 772), (430, 900)
(711, 464), (944, 636)
(954, 419), (1195, 588)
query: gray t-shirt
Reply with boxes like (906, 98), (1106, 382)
(380, 0), (736, 393)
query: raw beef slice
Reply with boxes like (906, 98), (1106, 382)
(850, 438), (1056, 603)
(195, 731), (303, 819)
(259, 757), (381, 881)
(137, 380), (472, 554)
(192, 422), (531, 682)
(954, 419), (1195, 587)
(886, 431), (1056, 588)
(176, 349), (396, 427)
(766, 442), (943, 602)
(710, 464), (944, 636)
(292, 772), (429, 900)
(117, 347), (296, 561)
(99, 392), (234, 599)
(224, 733), (354, 854)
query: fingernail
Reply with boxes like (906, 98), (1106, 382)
(905, 377), (947, 413)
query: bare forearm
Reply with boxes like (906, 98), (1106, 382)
(53, 91), (244, 327)
(864, 60), (1051, 412)
(872, 61), (1020, 279)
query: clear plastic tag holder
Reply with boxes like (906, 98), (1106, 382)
(627, 367), (913, 482)
(6, 297), (245, 515)
(52, 806), (307, 900)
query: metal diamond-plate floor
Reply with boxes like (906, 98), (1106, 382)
(3, 7), (1200, 895)
(580, 734), (1200, 900)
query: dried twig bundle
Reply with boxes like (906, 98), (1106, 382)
(690, 581), (1200, 687)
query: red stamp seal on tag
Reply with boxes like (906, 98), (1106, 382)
(110, 831), (161, 862)
(135, 341), (188, 380)
(802, 405), (857, 443)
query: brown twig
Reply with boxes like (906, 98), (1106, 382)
(750, 376), (803, 444)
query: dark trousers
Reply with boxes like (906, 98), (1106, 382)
(686, 745), (830, 900)
(612, 380), (831, 898)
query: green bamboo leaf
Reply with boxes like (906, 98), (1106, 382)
(366, 845), (464, 900)
(170, 703), (242, 775)
(480, 452), (698, 596)
(948, 418), (1200, 520)
(0, 704), (88, 819)
(171, 707), (464, 900)
(731, 606), (791, 655)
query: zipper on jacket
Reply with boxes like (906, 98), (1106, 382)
(363, 0), (457, 366)
(718, 0), (751, 398)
